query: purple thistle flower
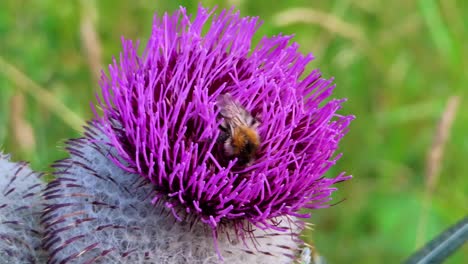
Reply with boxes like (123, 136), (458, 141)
(94, 4), (352, 252)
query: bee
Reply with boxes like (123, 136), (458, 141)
(216, 94), (260, 166)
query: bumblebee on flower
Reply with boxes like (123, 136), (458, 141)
(216, 93), (261, 167)
(70, 4), (356, 262)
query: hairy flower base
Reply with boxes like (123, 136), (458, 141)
(0, 153), (45, 263)
(41, 126), (306, 263)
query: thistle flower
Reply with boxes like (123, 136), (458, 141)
(97, 5), (352, 233)
(0, 153), (45, 263)
(101, 4), (352, 231)
(42, 5), (353, 263)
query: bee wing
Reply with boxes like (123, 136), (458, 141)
(216, 94), (243, 118)
(217, 93), (260, 129)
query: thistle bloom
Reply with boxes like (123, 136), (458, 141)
(42, 5), (353, 263)
(97, 5), (352, 240)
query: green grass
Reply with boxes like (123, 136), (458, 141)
(1, 1), (467, 263)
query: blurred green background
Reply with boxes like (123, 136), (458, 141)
(0, 0), (466, 263)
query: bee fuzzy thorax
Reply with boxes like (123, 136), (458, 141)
(226, 125), (260, 157)
(231, 127), (260, 154)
